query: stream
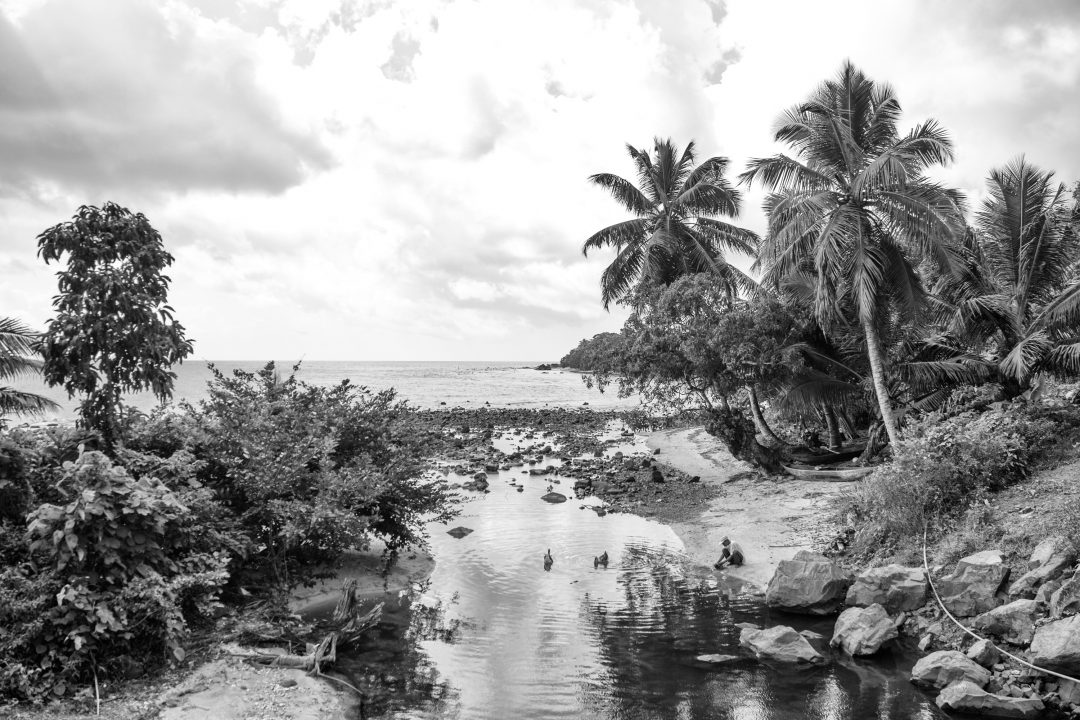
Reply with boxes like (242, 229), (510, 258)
(337, 432), (947, 720)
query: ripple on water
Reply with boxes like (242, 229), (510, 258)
(341, 464), (945, 720)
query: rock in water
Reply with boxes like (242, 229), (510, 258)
(765, 551), (852, 615)
(446, 527), (474, 539)
(1030, 615), (1080, 673)
(970, 599), (1038, 645)
(738, 625), (826, 665)
(695, 653), (740, 666)
(935, 679), (1045, 718)
(910, 650), (992, 690)
(845, 564), (928, 613)
(830, 604), (898, 656)
(541, 492), (568, 503)
(935, 550), (1010, 617)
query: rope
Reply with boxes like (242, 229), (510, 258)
(921, 524), (1080, 686)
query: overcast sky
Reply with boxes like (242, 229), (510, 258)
(1, 0), (1078, 361)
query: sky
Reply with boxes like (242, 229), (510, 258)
(1, 0), (1079, 361)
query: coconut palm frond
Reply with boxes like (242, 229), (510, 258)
(1000, 331), (1054, 382)
(587, 173), (654, 216)
(778, 370), (863, 413)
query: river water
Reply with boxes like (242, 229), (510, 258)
(340, 431), (946, 720)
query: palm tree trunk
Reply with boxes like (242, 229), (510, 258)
(747, 385), (786, 446)
(823, 405), (841, 450)
(862, 318), (900, 446)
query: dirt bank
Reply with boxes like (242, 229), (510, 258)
(646, 426), (845, 590)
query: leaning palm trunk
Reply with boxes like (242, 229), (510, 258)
(747, 385), (786, 446)
(823, 405), (841, 451)
(862, 319), (900, 446)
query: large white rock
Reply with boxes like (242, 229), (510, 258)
(1030, 615), (1080, 673)
(845, 564), (928, 613)
(910, 650), (992, 690)
(765, 551), (851, 615)
(936, 551), (1010, 617)
(935, 680), (1045, 718)
(970, 599), (1038, 645)
(830, 604), (898, 656)
(1010, 538), (1075, 599)
(739, 625), (827, 665)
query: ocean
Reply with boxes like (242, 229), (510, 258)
(6, 361), (640, 421)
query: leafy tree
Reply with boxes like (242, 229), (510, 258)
(0, 317), (59, 419)
(938, 157), (1080, 389)
(583, 138), (758, 308)
(740, 61), (967, 446)
(37, 203), (193, 450)
(591, 275), (800, 471)
(560, 332), (625, 371)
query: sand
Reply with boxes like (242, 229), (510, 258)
(646, 426), (847, 590)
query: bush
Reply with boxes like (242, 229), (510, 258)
(1, 452), (229, 700)
(850, 402), (1061, 558)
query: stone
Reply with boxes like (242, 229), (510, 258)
(738, 625), (827, 665)
(540, 492), (567, 503)
(1059, 678), (1080, 704)
(1036, 578), (1063, 608)
(1050, 573), (1080, 618)
(279, 678), (298, 688)
(1030, 615), (1080, 673)
(845, 564), (928, 613)
(935, 680), (1045, 718)
(830, 604), (898, 656)
(936, 550), (1010, 617)
(1010, 540), (1075, 599)
(446, 527), (474, 539)
(966, 639), (1000, 668)
(910, 650), (992, 690)
(765, 551), (852, 615)
(695, 653), (740, 665)
(970, 599), (1038, 645)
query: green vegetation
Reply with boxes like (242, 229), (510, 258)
(578, 61), (1080, 552)
(559, 332), (625, 371)
(37, 203), (194, 451)
(1, 204), (458, 703)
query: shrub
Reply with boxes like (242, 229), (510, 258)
(850, 403), (1059, 558)
(1, 452), (229, 700)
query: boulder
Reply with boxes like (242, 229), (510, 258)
(540, 492), (567, 503)
(738, 625), (826, 665)
(1059, 678), (1080, 705)
(446, 527), (474, 539)
(694, 653), (740, 665)
(845, 564), (928, 613)
(935, 680), (1045, 718)
(1050, 572), (1080, 618)
(936, 550), (1010, 617)
(970, 599), (1038, 645)
(1009, 539), (1075, 599)
(1036, 577), (1063, 608)
(830, 604), (898, 656)
(966, 638), (1000, 668)
(1029, 615), (1080, 673)
(765, 551), (852, 615)
(910, 650), (992, 690)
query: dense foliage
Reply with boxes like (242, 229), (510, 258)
(559, 332), (625, 371)
(0, 363), (456, 701)
(37, 203), (194, 450)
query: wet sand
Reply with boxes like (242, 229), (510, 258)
(646, 426), (846, 590)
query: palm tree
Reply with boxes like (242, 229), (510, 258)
(1, 316), (59, 418)
(740, 61), (967, 446)
(938, 157), (1080, 389)
(583, 137), (758, 309)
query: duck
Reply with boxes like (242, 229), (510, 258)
(594, 551), (609, 568)
(543, 549), (554, 569)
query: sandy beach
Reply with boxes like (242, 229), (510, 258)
(646, 426), (847, 590)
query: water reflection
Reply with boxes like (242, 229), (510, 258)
(349, 463), (945, 720)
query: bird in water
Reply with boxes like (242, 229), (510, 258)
(543, 549), (553, 570)
(594, 551), (609, 568)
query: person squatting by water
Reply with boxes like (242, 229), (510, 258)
(713, 537), (743, 570)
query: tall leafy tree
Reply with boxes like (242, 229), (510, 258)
(740, 61), (967, 446)
(938, 157), (1080, 388)
(583, 138), (758, 309)
(0, 317), (59, 418)
(37, 203), (194, 450)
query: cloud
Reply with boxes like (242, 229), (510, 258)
(0, 0), (332, 198)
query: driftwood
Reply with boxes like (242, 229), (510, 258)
(239, 579), (383, 673)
